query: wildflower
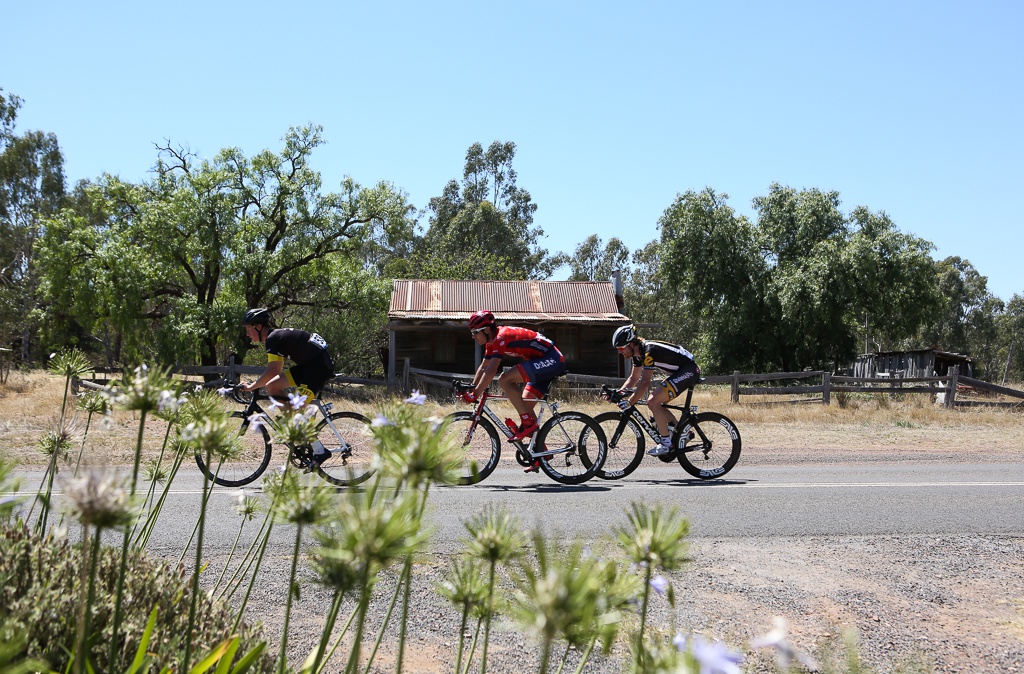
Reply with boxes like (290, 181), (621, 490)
(267, 469), (334, 526)
(232, 489), (260, 519)
(750, 617), (819, 671)
(673, 632), (687, 651)
(106, 364), (177, 413)
(217, 386), (234, 397)
(650, 574), (670, 596)
(692, 635), (743, 674)
(157, 389), (187, 414)
(288, 391), (307, 409)
(267, 397), (284, 411)
(47, 348), (91, 379)
(247, 412), (266, 432)
(371, 414), (396, 428)
(61, 470), (136, 530)
(614, 502), (691, 572)
(75, 391), (109, 415)
(404, 390), (427, 405)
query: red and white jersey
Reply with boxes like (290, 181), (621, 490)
(483, 326), (561, 361)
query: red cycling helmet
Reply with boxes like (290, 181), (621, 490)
(468, 310), (495, 331)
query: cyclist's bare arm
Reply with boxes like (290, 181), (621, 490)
(471, 358), (501, 399)
(243, 360), (284, 392)
(622, 368), (652, 406)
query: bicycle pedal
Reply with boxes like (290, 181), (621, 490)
(523, 461), (540, 473)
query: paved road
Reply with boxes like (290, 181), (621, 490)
(20, 459), (1023, 554)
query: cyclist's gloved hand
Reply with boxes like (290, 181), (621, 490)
(616, 398), (631, 411)
(460, 391), (476, 404)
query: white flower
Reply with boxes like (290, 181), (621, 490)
(673, 632), (687, 651)
(425, 415), (444, 431)
(650, 574), (669, 595)
(232, 489), (246, 506)
(157, 390), (185, 413)
(267, 397), (284, 410)
(404, 390), (427, 405)
(49, 352), (57, 359)
(288, 391), (307, 409)
(692, 636), (743, 674)
(750, 617), (818, 671)
(217, 386), (234, 397)
(371, 414), (396, 428)
(247, 412), (265, 432)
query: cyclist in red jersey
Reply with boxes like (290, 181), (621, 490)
(461, 310), (567, 441)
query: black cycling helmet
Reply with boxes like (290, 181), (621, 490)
(242, 308), (272, 327)
(612, 324), (637, 348)
(468, 310), (496, 331)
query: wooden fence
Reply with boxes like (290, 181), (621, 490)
(71, 359), (1023, 409)
(405, 364), (1023, 409)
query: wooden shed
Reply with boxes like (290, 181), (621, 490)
(386, 279), (631, 383)
(852, 348), (974, 379)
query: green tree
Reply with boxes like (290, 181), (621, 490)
(414, 141), (559, 279)
(565, 234), (630, 282)
(0, 88), (66, 362)
(36, 125), (414, 369)
(918, 256), (1004, 375)
(659, 184), (941, 373)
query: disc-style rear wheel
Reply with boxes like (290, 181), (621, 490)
(441, 412), (502, 485)
(676, 412), (741, 479)
(536, 412), (606, 485)
(196, 411), (273, 487)
(314, 411), (376, 487)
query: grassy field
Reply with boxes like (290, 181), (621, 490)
(2, 369), (1022, 467)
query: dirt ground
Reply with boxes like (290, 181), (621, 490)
(4, 371), (1023, 672)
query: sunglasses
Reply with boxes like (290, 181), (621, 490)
(470, 328), (488, 336)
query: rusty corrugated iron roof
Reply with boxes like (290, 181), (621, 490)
(389, 280), (628, 323)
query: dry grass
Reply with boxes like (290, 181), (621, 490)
(2, 371), (1022, 467)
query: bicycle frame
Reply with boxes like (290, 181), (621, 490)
(465, 390), (578, 460)
(238, 391), (350, 457)
(608, 386), (703, 450)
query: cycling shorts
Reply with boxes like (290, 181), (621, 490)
(282, 350), (335, 396)
(657, 361), (700, 400)
(516, 355), (568, 399)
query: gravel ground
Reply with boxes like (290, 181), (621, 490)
(226, 532), (1024, 674)
(225, 447), (1024, 673)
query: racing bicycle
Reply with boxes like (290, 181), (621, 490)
(445, 380), (607, 485)
(591, 383), (742, 480)
(195, 385), (374, 487)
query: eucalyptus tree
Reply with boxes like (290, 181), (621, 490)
(415, 141), (559, 280)
(36, 124), (415, 368)
(565, 234), (630, 283)
(659, 184), (941, 373)
(0, 88), (66, 362)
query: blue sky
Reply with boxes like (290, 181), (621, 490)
(7, 0), (1022, 301)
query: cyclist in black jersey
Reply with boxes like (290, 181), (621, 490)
(611, 324), (700, 456)
(240, 308), (335, 401)
(240, 308), (336, 469)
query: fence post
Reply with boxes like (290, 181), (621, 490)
(945, 365), (959, 409)
(731, 371), (740, 403)
(227, 354), (236, 384)
(822, 371), (831, 405)
(402, 357), (410, 392)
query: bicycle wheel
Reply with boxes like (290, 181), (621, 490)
(587, 411), (645, 480)
(536, 412), (606, 485)
(314, 411), (376, 487)
(195, 411), (273, 487)
(676, 412), (742, 479)
(442, 412), (501, 485)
